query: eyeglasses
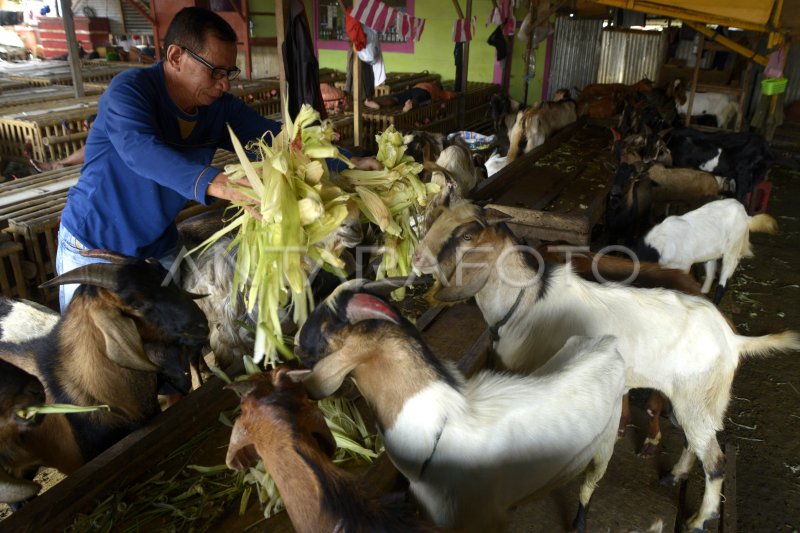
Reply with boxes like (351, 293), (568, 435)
(181, 46), (241, 81)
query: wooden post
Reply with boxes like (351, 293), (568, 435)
(338, 0), (361, 147)
(685, 34), (703, 127)
(458, 0), (473, 129)
(522, 0), (536, 106)
(353, 47), (362, 148)
(61, 0), (85, 99)
(275, 0), (290, 125)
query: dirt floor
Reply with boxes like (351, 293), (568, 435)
(714, 164), (800, 533)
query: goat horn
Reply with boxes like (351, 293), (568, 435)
(362, 275), (434, 294)
(80, 249), (137, 264)
(40, 263), (122, 291)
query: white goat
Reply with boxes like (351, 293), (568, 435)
(673, 80), (739, 129)
(294, 281), (626, 533)
(435, 144), (480, 196)
(643, 198), (778, 304)
(413, 201), (800, 532)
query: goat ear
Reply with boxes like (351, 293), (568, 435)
(89, 305), (160, 373)
(345, 293), (400, 325)
(225, 379), (259, 398)
(226, 422), (259, 470)
(484, 207), (514, 226)
(434, 267), (491, 302)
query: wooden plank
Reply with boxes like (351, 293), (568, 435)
(0, 366), (242, 532)
(472, 119), (585, 201)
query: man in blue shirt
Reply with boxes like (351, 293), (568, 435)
(56, 7), (374, 312)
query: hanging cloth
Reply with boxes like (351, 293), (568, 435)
(487, 25), (508, 61)
(345, 7), (367, 51)
(282, 0), (327, 120)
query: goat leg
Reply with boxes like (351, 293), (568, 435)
(618, 393), (631, 439)
(637, 392), (666, 458)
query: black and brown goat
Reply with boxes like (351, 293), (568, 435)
(0, 359), (45, 504)
(0, 250), (209, 474)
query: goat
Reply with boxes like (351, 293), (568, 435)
(295, 282), (625, 533)
(435, 144), (479, 196)
(0, 251), (209, 474)
(488, 93), (521, 145)
(641, 198), (779, 305)
(226, 366), (439, 533)
(539, 245), (706, 457)
(606, 159), (726, 245)
(658, 127), (773, 203)
(178, 202), (363, 369)
(0, 359), (45, 504)
(412, 201), (800, 532)
(672, 80), (739, 129)
(507, 100), (577, 161)
(404, 131), (471, 166)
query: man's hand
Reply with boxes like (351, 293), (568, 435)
(207, 172), (262, 219)
(350, 156), (384, 171)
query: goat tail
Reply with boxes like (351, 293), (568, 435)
(737, 330), (800, 360)
(507, 111), (525, 161)
(749, 213), (779, 235)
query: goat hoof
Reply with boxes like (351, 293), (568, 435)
(659, 473), (679, 487)
(637, 442), (660, 458)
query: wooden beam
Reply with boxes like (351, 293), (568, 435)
(459, 0), (472, 129)
(683, 21), (768, 67)
(590, 0), (776, 33)
(242, 0), (252, 79)
(61, 0), (85, 99)
(451, 0), (465, 18)
(353, 48), (362, 148)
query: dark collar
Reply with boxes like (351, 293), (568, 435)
(489, 289), (525, 342)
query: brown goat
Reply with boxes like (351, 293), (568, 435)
(0, 360), (45, 504)
(507, 100), (577, 161)
(226, 367), (439, 533)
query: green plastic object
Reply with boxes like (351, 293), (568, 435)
(761, 77), (788, 96)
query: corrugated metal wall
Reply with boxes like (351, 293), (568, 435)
(597, 28), (666, 84)
(547, 16), (604, 100)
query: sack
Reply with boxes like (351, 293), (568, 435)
(765, 45), (786, 79)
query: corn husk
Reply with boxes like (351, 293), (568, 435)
(341, 126), (438, 299)
(16, 403), (110, 419)
(194, 105), (353, 365)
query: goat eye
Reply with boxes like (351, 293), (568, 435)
(462, 233), (472, 241)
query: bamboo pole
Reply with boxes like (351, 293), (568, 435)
(684, 34), (703, 127)
(337, 0), (361, 147)
(61, 0), (85, 99)
(275, 0), (290, 125)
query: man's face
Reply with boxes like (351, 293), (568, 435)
(179, 35), (238, 108)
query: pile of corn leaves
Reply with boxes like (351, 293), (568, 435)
(112, 106), (428, 527)
(196, 104), (434, 365)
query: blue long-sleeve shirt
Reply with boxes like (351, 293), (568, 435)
(60, 63), (282, 259)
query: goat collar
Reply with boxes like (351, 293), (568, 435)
(489, 289), (525, 342)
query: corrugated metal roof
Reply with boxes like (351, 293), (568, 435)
(597, 28), (666, 84)
(547, 16), (604, 100)
(121, 1), (153, 36)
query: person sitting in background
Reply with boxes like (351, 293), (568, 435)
(364, 80), (451, 112)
